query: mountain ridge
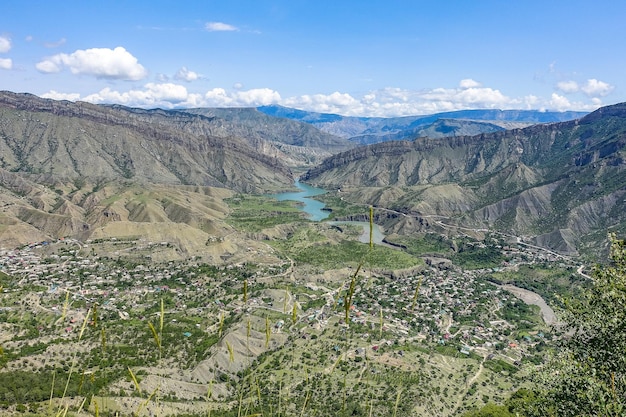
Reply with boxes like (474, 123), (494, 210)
(302, 102), (626, 254)
(258, 104), (588, 143)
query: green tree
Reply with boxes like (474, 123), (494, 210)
(525, 233), (626, 416)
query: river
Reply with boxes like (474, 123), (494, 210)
(271, 181), (389, 246)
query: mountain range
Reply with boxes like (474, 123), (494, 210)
(302, 103), (626, 255)
(0, 90), (624, 256)
(258, 104), (587, 144)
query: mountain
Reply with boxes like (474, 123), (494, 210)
(302, 103), (626, 255)
(179, 107), (354, 165)
(0, 91), (300, 248)
(0, 91), (295, 191)
(348, 118), (527, 145)
(258, 104), (588, 144)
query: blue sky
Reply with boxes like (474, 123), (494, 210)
(0, 0), (624, 117)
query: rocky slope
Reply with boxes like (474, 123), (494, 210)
(181, 107), (354, 165)
(303, 103), (626, 254)
(0, 91), (293, 192)
(0, 91), (300, 247)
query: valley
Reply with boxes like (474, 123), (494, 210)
(0, 91), (623, 416)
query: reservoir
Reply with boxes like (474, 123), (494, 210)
(270, 180), (330, 221)
(272, 181), (389, 246)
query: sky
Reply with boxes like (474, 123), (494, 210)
(0, 0), (624, 117)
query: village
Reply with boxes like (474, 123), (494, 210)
(0, 233), (579, 373)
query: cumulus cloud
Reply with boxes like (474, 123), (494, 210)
(205, 22), (238, 32)
(0, 36), (10, 53)
(83, 83), (189, 107)
(204, 87), (280, 106)
(39, 79), (606, 117)
(286, 83), (511, 116)
(36, 46), (147, 80)
(0, 58), (12, 70)
(40, 90), (81, 101)
(556, 80), (579, 94)
(459, 78), (481, 89)
(174, 66), (200, 82)
(581, 79), (614, 97)
(548, 93), (572, 111)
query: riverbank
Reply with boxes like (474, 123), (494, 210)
(500, 284), (561, 326)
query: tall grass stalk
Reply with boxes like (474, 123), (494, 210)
(48, 371), (56, 413)
(283, 290), (288, 313)
(344, 206), (375, 324)
(128, 367), (142, 394)
(56, 307), (91, 414)
(226, 340), (235, 363)
(219, 311), (225, 338)
(237, 386), (244, 417)
(206, 382), (213, 417)
(392, 389), (402, 417)
(148, 322), (161, 352)
(369, 205), (374, 249)
(136, 385), (160, 417)
(246, 318), (251, 353)
(56, 404), (69, 417)
(410, 276), (423, 311)
(299, 390), (311, 417)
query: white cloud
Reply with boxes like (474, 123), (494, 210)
(40, 90), (81, 101)
(36, 47), (147, 80)
(44, 38), (67, 48)
(83, 83), (189, 107)
(0, 58), (12, 70)
(556, 80), (579, 94)
(0, 36), (10, 53)
(459, 79), (481, 89)
(204, 87), (281, 106)
(205, 22), (238, 32)
(548, 93), (572, 111)
(174, 67), (200, 82)
(581, 79), (614, 97)
(38, 79), (606, 117)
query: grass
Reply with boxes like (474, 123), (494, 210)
(225, 194), (306, 231)
(384, 233), (454, 256)
(313, 194), (366, 219)
(279, 240), (423, 270)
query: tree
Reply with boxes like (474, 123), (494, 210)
(524, 234), (626, 416)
